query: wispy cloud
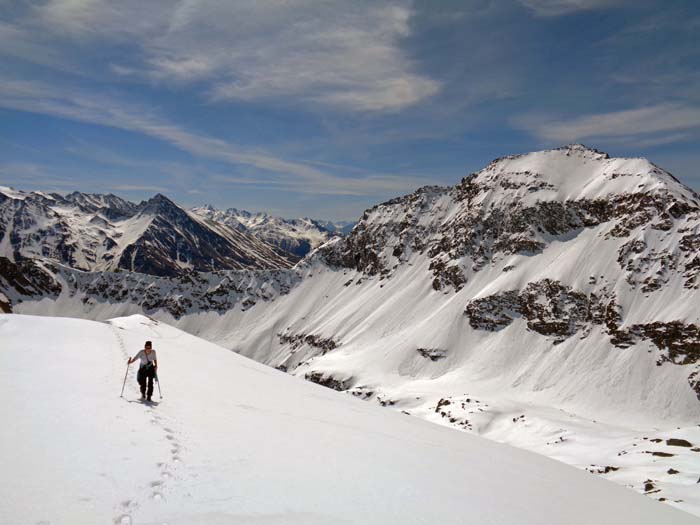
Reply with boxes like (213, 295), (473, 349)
(110, 184), (169, 193)
(11, 1), (440, 112)
(0, 77), (427, 196)
(517, 0), (629, 17)
(0, 161), (98, 189)
(513, 104), (700, 145)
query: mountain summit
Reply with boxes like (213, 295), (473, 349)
(3, 145), (700, 515)
(0, 188), (291, 276)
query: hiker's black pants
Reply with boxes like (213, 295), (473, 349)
(137, 365), (156, 398)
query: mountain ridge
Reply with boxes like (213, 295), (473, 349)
(3, 145), (700, 515)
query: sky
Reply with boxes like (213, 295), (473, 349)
(0, 0), (698, 221)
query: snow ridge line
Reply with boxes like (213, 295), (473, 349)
(107, 321), (185, 524)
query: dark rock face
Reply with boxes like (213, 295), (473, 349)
(319, 156), (700, 294)
(666, 438), (693, 447)
(279, 333), (338, 355)
(0, 196), (80, 267)
(273, 238), (311, 261)
(304, 371), (352, 391)
(118, 195), (292, 276)
(611, 322), (700, 365)
(274, 332), (340, 374)
(417, 348), (447, 361)
(1, 257), (300, 319)
(465, 279), (618, 342)
(62, 191), (138, 219)
(0, 257), (62, 312)
(465, 278), (700, 399)
(0, 189), (294, 277)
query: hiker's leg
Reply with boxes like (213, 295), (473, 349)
(146, 368), (155, 398)
(137, 367), (146, 396)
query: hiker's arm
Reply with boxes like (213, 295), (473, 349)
(128, 351), (140, 365)
(154, 359), (158, 370)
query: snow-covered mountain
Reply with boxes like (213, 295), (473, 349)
(191, 205), (348, 260)
(0, 188), (291, 276)
(315, 218), (355, 236)
(4, 145), (700, 516)
(1, 313), (696, 524)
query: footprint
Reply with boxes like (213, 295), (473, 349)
(163, 427), (174, 433)
(165, 434), (175, 441)
(121, 499), (132, 508)
(161, 472), (172, 479)
(115, 515), (132, 525)
(150, 480), (163, 488)
(152, 492), (163, 501)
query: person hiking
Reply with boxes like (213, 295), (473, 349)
(128, 341), (158, 401)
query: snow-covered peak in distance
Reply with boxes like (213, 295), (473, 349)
(63, 190), (138, 217)
(0, 187), (292, 275)
(0, 185), (28, 200)
(191, 205), (347, 260)
(1, 313), (697, 524)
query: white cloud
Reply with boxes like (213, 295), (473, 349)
(0, 78), (427, 196)
(21, 0), (440, 112)
(513, 104), (700, 144)
(517, 0), (627, 16)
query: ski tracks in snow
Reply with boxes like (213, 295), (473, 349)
(109, 322), (186, 525)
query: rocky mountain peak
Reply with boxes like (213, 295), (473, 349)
(321, 145), (700, 291)
(137, 193), (183, 218)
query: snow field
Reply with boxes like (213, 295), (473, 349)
(2, 313), (698, 524)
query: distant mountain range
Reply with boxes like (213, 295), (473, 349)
(3, 145), (700, 514)
(0, 187), (351, 276)
(191, 205), (352, 261)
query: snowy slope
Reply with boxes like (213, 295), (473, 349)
(4, 144), (700, 514)
(1, 313), (697, 525)
(191, 205), (341, 260)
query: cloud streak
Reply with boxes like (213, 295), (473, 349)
(513, 104), (700, 145)
(14, 0), (440, 112)
(517, 0), (629, 17)
(0, 77), (427, 196)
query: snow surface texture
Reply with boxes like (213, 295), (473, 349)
(5, 145), (700, 515)
(1, 313), (698, 525)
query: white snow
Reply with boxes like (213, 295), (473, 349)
(0, 185), (28, 200)
(1, 313), (697, 524)
(191, 206), (338, 254)
(5, 145), (700, 519)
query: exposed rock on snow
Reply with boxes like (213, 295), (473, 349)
(0, 188), (292, 276)
(5, 145), (700, 516)
(319, 144), (700, 293)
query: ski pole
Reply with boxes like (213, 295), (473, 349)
(120, 361), (130, 397)
(155, 372), (162, 399)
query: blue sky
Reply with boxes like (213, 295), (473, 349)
(1, 0), (698, 220)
